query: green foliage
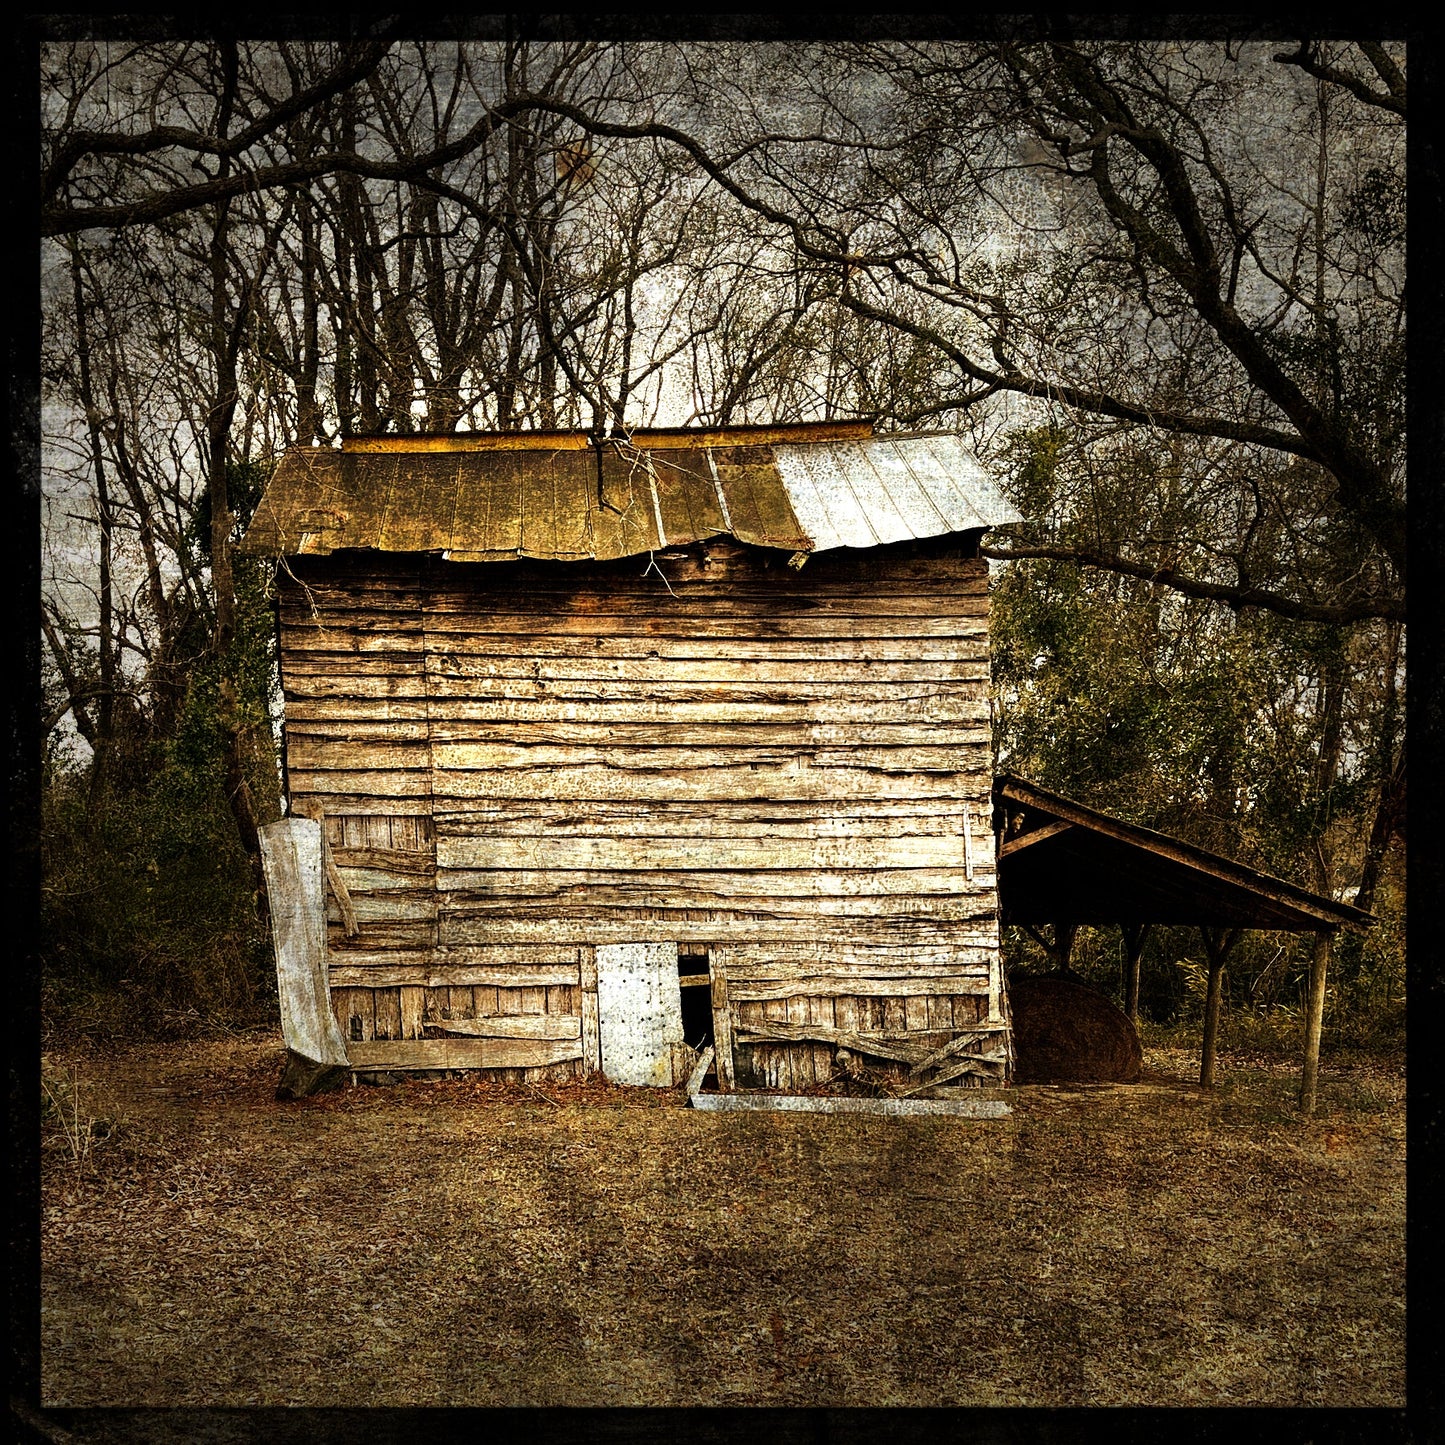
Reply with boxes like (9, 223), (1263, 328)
(186, 458), (272, 565)
(42, 749), (278, 1040)
(42, 459), (282, 1040)
(993, 430), (1269, 850)
(992, 426), (1405, 1048)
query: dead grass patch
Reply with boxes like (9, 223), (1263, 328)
(39, 1032), (1404, 1407)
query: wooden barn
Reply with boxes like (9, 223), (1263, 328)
(240, 421), (1024, 1097)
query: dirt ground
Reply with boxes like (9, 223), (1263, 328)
(38, 1034), (1405, 1408)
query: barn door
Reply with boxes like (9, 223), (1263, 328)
(595, 943), (688, 1086)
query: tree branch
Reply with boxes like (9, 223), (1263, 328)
(1273, 41), (1406, 117)
(837, 289), (1323, 458)
(40, 608), (99, 745)
(42, 38), (400, 203)
(979, 540), (1406, 624)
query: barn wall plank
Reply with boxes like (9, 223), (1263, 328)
(279, 550), (1005, 1077)
(435, 801), (990, 836)
(347, 1038), (583, 1071)
(434, 912), (1000, 946)
(436, 837), (982, 873)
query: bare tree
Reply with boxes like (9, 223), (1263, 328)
(40, 35), (1407, 936)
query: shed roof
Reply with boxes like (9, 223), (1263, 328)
(239, 422), (1022, 562)
(994, 774), (1373, 933)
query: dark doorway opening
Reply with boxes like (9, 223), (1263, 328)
(678, 946), (713, 1049)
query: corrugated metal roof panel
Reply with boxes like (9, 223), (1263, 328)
(775, 444), (878, 550)
(240, 427), (1020, 561)
(908, 433), (1024, 531)
(773, 434), (1022, 550)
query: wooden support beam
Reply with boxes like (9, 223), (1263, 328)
(1053, 922), (1079, 972)
(998, 819), (1073, 857)
(1299, 930), (1333, 1115)
(684, 1044), (715, 1099)
(710, 967), (736, 1093)
(898, 1050), (1009, 1096)
(734, 1021), (929, 1067)
(907, 1024), (1010, 1078)
(1120, 921), (1151, 1023)
(1019, 922), (1053, 958)
(324, 842), (360, 937)
(1018, 920), (1078, 973)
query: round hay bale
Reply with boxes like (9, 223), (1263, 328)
(1008, 973), (1142, 1083)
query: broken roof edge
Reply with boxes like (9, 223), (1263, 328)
(993, 773), (1375, 932)
(338, 419), (875, 452)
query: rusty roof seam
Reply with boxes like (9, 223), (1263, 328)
(704, 448), (735, 533)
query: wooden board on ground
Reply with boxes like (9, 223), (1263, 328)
(689, 1093), (1010, 1118)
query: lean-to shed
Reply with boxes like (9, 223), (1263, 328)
(241, 421), (1024, 1092)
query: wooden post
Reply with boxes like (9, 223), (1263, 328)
(1198, 927), (1241, 1088)
(711, 966), (736, 1093)
(1299, 930), (1332, 1115)
(1054, 922), (1078, 973)
(579, 945), (601, 1078)
(1020, 921), (1078, 973)
(1121, 922), (1150, 1023)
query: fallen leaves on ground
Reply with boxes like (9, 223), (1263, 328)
(38, 1035), (1404, 1407)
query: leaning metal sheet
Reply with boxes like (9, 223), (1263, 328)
(258, 818), (350, 1069)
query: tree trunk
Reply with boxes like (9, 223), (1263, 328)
(1199, 960), (1225, 1089)
(1121, 922), (1150, 1022)
(205, 43), (266, 904)
(1354, 622), (1404, 916)
(70, 243), (114, 806)
(1299, 931), (1332, 1115)
(1300, 651), (1347, 1101)
(1198, 928), (1241, 1088)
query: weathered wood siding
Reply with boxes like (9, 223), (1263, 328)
(277, 536), (1003, 1083)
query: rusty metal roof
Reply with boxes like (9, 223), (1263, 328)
(239, 422), (1022, 562)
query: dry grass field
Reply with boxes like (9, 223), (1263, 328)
(38, 1033), (1404, 1410)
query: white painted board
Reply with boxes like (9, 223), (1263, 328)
(259, 818), (350, 1068)
(595, 941), (684, 1086)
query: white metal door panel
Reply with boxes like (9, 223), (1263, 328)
(595, 942), (684, 1086)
